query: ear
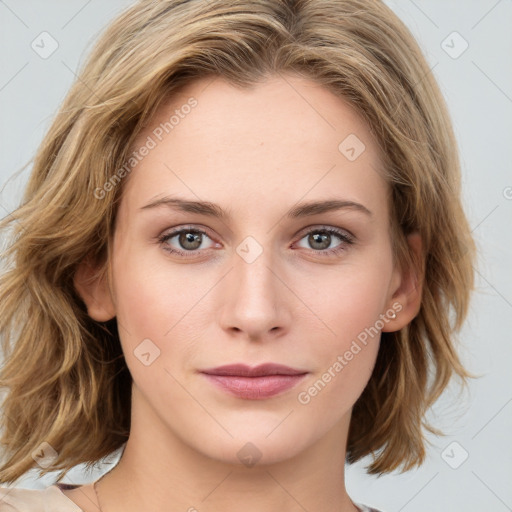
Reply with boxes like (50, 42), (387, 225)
(381, 232), (423, 332)
(74, 255), (115, 322)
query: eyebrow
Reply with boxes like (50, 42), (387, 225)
(140, 196), (372, 219)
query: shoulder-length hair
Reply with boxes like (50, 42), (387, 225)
(0, 0), (475, 484)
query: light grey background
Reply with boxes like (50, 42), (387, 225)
(0, 1), (511, 511)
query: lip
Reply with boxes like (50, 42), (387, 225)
(201, 363), (307, 377)
(200, 363), (309, 400)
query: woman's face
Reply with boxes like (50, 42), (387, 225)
(89, 74), (412, 466)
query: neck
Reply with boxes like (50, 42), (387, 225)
(95, 385), (360, 512)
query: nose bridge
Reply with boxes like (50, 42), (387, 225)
(219, 236), (289, 338)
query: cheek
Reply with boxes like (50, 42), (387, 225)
(293, 280), (384, 420)
(110, 245), (215, 372)
(110, 244), (172, 355)
(296, 256), (393, 348)
(111, 236), (198, 330)
(291, 256), (392, 408)
(109, 250), (198, 404)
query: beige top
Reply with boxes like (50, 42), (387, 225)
(0, 484), (383, 511)
(0, 484), (83, 511)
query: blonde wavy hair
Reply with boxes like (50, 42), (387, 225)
(0, 0), (476, 484)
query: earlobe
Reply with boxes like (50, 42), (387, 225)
(74, 256), (116, 322)
(382, 232), (423, 332)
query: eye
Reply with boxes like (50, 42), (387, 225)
(158, 227), (217, 257)
(157, 225), (355, 259)
(294, 227), (354, 256)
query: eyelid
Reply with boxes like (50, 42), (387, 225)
(158, 224), (216, 239)
(294, 224), (355, 242)
(158, 225), (217, 243)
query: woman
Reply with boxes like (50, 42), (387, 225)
(0, 1), (475, 511)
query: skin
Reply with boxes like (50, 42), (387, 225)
(71, 73), (422, 512)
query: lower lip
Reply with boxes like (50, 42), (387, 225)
(201, 373), (308, 399)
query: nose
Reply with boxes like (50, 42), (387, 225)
(218, 244), (292, 341)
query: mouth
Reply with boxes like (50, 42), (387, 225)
(199, 363), (309, 400)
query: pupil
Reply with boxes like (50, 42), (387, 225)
(180, 232), (201, 250)
(311, 232), (330, 250)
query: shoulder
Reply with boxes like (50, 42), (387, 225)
(355, 503), (385, 512)
(0, 485), (83, 511)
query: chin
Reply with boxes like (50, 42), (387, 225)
(188, 426), (315, 468)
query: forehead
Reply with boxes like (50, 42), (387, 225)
(120, 74), (387, 219)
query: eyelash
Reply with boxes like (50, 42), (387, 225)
(157, 225), (355, 259)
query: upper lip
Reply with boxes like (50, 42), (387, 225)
(200, 363), (308, 377)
